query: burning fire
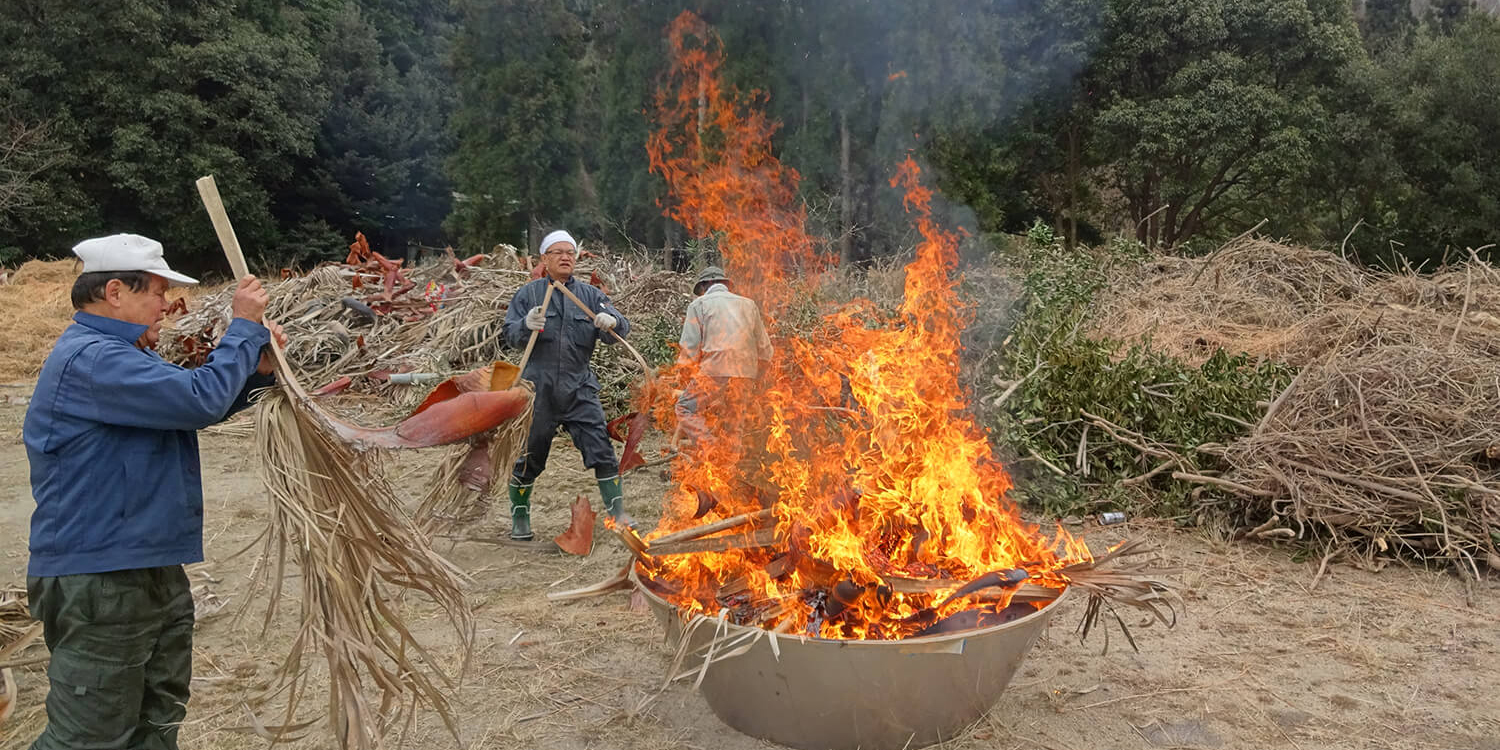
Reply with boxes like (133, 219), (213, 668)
(639, 12), (1091, 640)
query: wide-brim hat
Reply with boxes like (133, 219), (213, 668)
(694, 265), (730, 294)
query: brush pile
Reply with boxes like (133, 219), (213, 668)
(1093, 238), (1500, 569)
(156, 239), (691, 420)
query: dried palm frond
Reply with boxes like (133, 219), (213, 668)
(415, 379), (535, 533)
(1042, 539), (1182, 654)
(251, 391), (473, 749)
(198, 176), (476, 750)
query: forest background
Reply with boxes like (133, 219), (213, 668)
(2, 0), (1497, 273)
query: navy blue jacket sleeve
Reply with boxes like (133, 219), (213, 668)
(56, 318), (271, 431)
(586, 285), (630, 344)
(504, 283), (535, 350)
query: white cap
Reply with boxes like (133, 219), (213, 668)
(72, 233), (198, 287)
(537, 230), (577, 255)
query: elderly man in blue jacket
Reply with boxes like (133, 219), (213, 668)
(502, 230), (631, 540)
(23, 233), (285, 750)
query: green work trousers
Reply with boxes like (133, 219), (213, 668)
(26, 566), (195, 750)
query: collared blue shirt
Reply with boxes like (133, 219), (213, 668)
(24, 312), (273, 577)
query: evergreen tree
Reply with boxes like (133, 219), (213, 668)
(0, 0), (329, 268)
(447, 0), (583, 252)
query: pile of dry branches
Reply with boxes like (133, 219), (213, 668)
(1226, 346), (1500, 572)
(158, 247), (690, 420)
(1095, 238), (1500, 569)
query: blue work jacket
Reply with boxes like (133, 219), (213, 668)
(24, 312), (273, 577)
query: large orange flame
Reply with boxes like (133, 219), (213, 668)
(640, 12), (1089, 640)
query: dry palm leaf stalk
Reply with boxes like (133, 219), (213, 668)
(414, 372), (536, 533)
(0, 587), (33, 650)
(1, 588), (43, 727)
(250, 393), (472, 747)
(197, 177), (496, 749)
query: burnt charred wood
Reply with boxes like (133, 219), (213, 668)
(914, 603), (1038, 636)
(693, 489), (719, 519)
(647, 527), (778, 556)
(935, 568), (1029, 608)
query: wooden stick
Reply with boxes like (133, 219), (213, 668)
(549, 280), (652, 372)
(625, 450), (678, 475)
(1121, 459), (1178, 486)
(1255, 372), (1302, 436)
(515, 282), (555, 375)
(990, 359), (1042, 408)
(1027, 449), (1068, 477)
(646, 527), (777, 556)
(1171, 471), (1275, 498)
(648, 507), (775, 547)
(194, 176), (303, 396)
(613, 525), (651, 564)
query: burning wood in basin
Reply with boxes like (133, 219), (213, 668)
(548, 12), (1182, 750)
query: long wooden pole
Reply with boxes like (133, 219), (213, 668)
(514, 283), (555, 374)
(549, 280), (651, 373)
(194, 176), (304, 396)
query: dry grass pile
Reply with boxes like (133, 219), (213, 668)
(0, 260), (77, 382)
(1093, 239), (1368, 364)
(1095, 239), (1500, 568)
(1094, 238), (1500, 366)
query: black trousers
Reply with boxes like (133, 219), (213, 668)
(512, 382), (619, 484)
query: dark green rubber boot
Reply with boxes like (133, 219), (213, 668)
(597, 475), (635, 529)
(508, 481), (534, 541)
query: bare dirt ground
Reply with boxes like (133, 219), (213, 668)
(1, 389), (1497, 750)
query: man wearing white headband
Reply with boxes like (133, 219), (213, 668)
(23, 233), (286, 749)
(502, 229), (634, 539)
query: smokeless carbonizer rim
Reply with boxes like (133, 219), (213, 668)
(629, 563), (1073, 646)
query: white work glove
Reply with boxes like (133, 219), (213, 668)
(525, 306), (546, 331)
(594, 312), (618, 331)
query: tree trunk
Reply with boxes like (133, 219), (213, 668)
(839, 108), (854, 266)
(1162, 203), (1181, 249)
(1064, 121), (1080, 251)
(663, 216), (678, 271)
